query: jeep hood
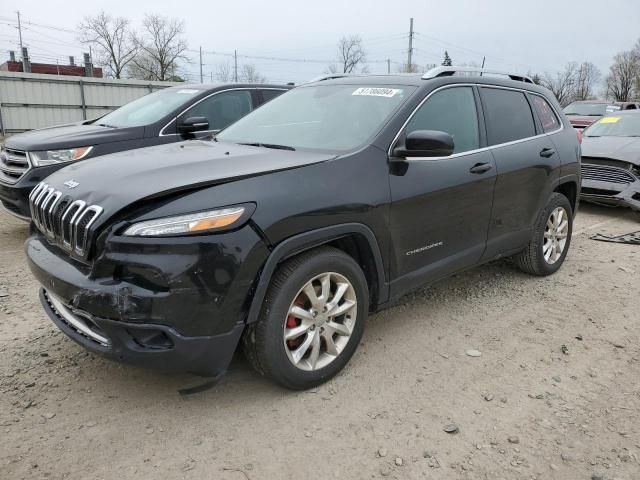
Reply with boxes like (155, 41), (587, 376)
(581, 136), (640, 166)
(40, 140), (335, 224)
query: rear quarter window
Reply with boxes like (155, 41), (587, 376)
(531, 95), (561, 133)
(481, 88), (536, 145)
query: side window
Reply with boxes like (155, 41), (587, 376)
(183, 90), (252, 131)
(406, 87), (479, 154)
(531, 95), (560, 133)
(481, 88), (536, 145)
(260, 89), (286, 104)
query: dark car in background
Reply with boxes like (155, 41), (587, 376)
(0, 83), (289, 220)
(563, 100), (640, 131)
(25, 67), (580, 389)
(580, 111), (640, 214)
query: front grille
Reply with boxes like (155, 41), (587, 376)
(29, 182), (103, 257)
(581, 163), (636, 185)
(0, 148), (30, 184)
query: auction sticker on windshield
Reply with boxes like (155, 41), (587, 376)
(600, 116), (621, 124)
(352, 87), (402, 97)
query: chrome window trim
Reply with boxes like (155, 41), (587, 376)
(387, 83), (564, 162)
(159, 87), (288, 137)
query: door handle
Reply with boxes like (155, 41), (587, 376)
(540, 147), (556, 158)
(469, 162), (493, 174)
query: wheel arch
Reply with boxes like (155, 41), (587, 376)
(246, 223), (388, 325)
(553, 174), (580, 215)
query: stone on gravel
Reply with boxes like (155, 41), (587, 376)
(508, 436), (520, 444)
(395, 457), (403, 466)
(443, 424), (459, 434)
(483, 393), (494, 401)
(378, 448), (387, 458)
(466, 349), (482, 357)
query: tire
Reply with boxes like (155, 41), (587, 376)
(242, 247), (368, 390)
(515, 193), (573, 276)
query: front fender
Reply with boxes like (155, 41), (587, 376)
(246, 223), (388, 324)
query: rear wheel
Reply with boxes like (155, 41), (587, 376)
(243, 247), (368, 390)
(515, 193), (573, 276)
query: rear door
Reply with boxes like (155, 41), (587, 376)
(480, 87), (561, 259)
(388, 85), (497, 295)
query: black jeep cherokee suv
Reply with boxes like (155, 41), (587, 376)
(25, 67), (580, 390)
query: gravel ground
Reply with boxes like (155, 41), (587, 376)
(1, 204), (639, 480)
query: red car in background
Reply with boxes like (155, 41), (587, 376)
(563, 100), (640, 131)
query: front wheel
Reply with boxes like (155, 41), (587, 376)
(242, 247), (368, 390)
(515, 193), (573, 276)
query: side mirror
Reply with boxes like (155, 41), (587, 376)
(177, 116), (209, 135)
(393, 130), (455, 158)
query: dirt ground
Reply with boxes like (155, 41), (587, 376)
(0, 204), (639, 480)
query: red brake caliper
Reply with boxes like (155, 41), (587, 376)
(286, 296), (305, 349)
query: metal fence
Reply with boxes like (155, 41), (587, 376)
(0, 71), (180, 135)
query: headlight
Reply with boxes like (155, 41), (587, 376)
(29, 146), (94, 166)
(123, 207), (247, 237)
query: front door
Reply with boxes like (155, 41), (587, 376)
(388, 86), (496, 296)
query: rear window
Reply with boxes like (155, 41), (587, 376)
(481, 88), (536, 145)
(531, 95), (560, 133)
(563, 103), (609, 116)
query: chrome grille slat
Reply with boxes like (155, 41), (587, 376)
(30, 181), (103, 258)
(581, 164), (636, 185)
(0, 148), (31, 184)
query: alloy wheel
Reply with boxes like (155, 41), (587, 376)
(543, 206), (569, 264)
(283, 272), (357, 371)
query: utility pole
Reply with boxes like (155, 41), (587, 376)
(407, 17), (414, 71)
(234, 50), (238, 82)
(387, 58), (391, 74)
(17, 11), (27, 72)
(88, 45), (93, 77)
(199, 46), (203, 83)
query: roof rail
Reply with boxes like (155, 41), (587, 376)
(422, 66), (534, 84)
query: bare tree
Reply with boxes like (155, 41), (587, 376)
(240, 64), (266, 83)
(129, 14), (188, 81)
(78, 12), (137, 79)
(397, 63), (419, 73)
(606, 51), (639, 101)
(332, 35), (367, 74)
(573, 62), (601, 101)
(216, 61), (233, 82)
(541, 62), (578, 106)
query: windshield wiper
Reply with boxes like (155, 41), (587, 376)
(96, 123), (117, 128)
(241, 142), (296, 151)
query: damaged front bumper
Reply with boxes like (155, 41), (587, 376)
(580, 162), (640, 212)
(26, 226), (270, 377)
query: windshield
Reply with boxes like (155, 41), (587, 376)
(584, 114), (640, 137)
(563, 103), (612, 116)
(217, 84), (415, 152)
(96, 88), (202, 128)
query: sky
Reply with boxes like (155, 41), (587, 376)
(1, 0), (639, 88)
